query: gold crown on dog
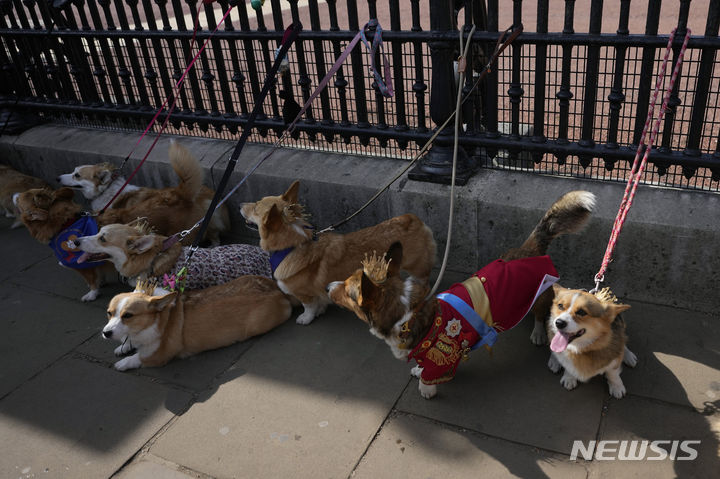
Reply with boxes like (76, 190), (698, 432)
(593, 287), (618, 304)
(362, 251), (391, 284)
(283, 203), (309, 222)
(134, 279), (157, 296)
(128, 217), (154, 235)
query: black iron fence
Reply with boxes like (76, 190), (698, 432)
(1, 0), (720, 191)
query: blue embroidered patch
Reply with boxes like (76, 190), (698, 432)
(49, 216), (104, 269)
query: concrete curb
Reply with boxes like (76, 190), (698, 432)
(1, 124), (717, 313)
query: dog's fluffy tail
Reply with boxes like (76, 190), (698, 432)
(169, 140), (204, 201)
(510, 191), (596, 258)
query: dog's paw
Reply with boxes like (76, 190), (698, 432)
(608, 381), (627, 399)
(418, 382), (437, 399)
(114, 341), (134, 357)
(114, 354), (142, 371)
(410, 365), (423, 378)
(530, 325), (548, 345)
(295, 311), (316, 325)
(548, 354), (562, 374)
(560, 373), (578, 391)
(81, 289), (99, 302)
(623, 347), (638, 368)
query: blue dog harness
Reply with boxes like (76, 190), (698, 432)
(49, 215), (104, 269)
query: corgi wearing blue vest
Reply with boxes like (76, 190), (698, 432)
(328, 191), (596, 399)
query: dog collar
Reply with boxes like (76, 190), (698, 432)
(268, 225), (318, 275)
(269, 247), (294, 275)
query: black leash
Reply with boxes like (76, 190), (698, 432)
(185, 22), (303, 262)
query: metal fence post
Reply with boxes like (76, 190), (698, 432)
(409, 0), (475, 185)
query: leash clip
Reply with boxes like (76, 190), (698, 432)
(590, 273), (604, 294)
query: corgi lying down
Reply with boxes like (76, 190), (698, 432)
(103, 277), (292, 370)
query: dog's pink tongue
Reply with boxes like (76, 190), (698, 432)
(77, 252), (89, 264)
(550, 332), (569, 353)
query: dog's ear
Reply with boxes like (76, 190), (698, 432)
(32, 189), (54, 210)
(53, 187), (75, 202)
(386, 242), (403, 277)
(96, 168), (113, 185)
(606, 302), (631, 320)
(359, 271), (380, 309)
(282, 180), (300, 204)
(27, 208), (48, 222)
(126, 235), (156, 254)
(149, 291), (177, 311)
(264, 204), (284, 232)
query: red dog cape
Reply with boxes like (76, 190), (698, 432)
(409, 256), (558, 385)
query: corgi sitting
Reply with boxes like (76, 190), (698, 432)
(70, 222), (271, 289)
(240, 180), (436, 325)
(103, 277), (292, 370)
(547, 286), (636, 398)
(56, 141), (229, 246)
(328, 191), (595, 399)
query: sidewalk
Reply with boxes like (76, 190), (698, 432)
(0, 215), (718, 479)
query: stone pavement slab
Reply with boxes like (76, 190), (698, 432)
(0, 222), (50, 283)
(113, 454), (203, 479)
(0, 283), (105, 398)
(9, 255), (128, 308)
(353, 412), (588, 479)
(0, 358), (192, 479)
(76, 333), (257, 393)
(149, 309), (412, 479)
(395, 318), (606, 455)
(622, 302), (720, 411)
(590, 395), (720, 478)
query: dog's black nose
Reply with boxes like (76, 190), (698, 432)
(555, 319), (567, 330)
(102, 330), (113, 339)
(56, 176), (61, 183)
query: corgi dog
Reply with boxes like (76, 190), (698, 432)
(71, 222), (271, 290)
(103, 277), (292, 371)
(56, 141), (230, 245)
(547, 286), (636, 398)
(0, 164), (49, 228)
(328, 190), (595, 399)
(13, 186), (117, 301)
(240, 180), (436, 325)
(14, 143), (227, 301)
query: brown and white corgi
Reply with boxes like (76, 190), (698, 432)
(547, 286), (636, 398)
(240, 180), (436, 325)
(0, 164), (49, 228)
(56, 141), (230, 245)
(14, 143), (226, 301)
(103, 277), (292, 370)
(328, 190), (595, 399)
(71, 222), (271, 290)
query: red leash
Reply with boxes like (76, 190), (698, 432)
(99, 0), (224, 214)
(592, 28), (691, 292)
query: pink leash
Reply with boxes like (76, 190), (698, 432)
(592, 28), (691, 292)
(99, 1), (228, 214)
